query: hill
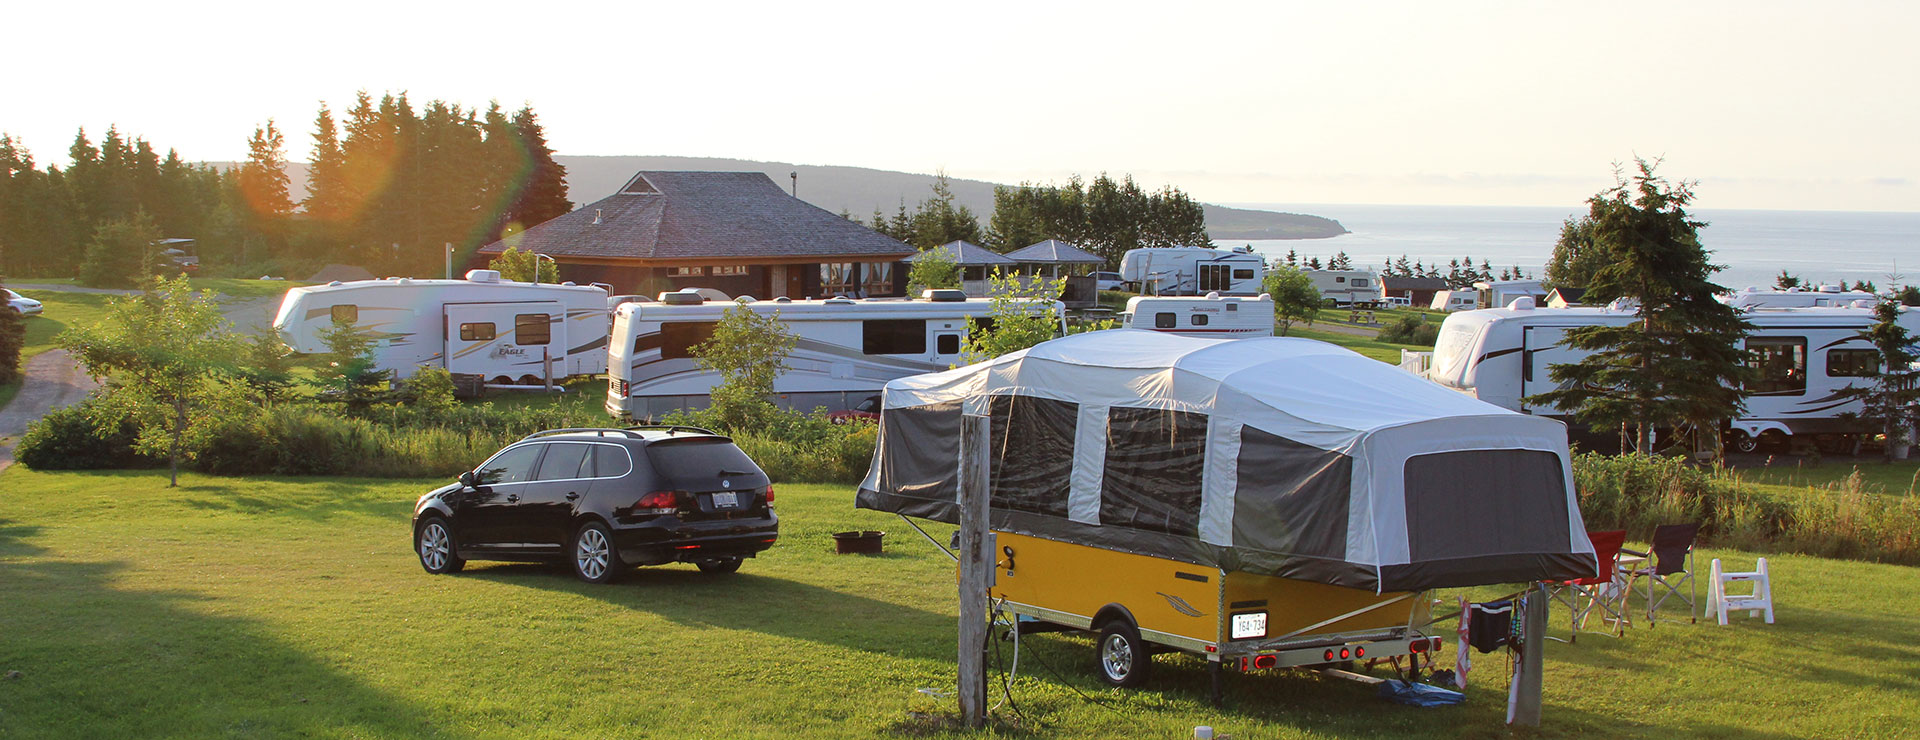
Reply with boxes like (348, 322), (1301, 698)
(237, 156), (1346, 241)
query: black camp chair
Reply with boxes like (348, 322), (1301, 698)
(1620, 523), (1701, 626)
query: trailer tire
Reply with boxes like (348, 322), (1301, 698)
(1095, 619), (1151, 688)
(1730, 430), (1759, 454)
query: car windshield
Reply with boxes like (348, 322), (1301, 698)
(645, 438), (767, 490)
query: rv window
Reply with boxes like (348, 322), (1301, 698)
(863, 319), (926, 355)
(514, 313), (552, 345)
(1100, 406), (1207, 537)
(1233, 269), (1255, 280)
(1745, 336), (1807, 395)
(459, 322), (496, 341)
(1826, 348), (1880, 377)
(1351, 278), (1369, 288)
(1155, 313), (1176, 329)
(661, 321), (718, 359)
(534, 442), (593, 481)
(1335, 276), (1345, 283)
(1199, 264), (1232, 292)
(935, 334), (960, 356)
(330, 305), (358, 323)
(1191, 314), (1209, 326)
(988, 395), (1076, 518)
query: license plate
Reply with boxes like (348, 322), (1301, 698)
(712, 491), (738, 508)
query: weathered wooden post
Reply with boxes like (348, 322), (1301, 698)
(1509, 582), (1546, 726)
(957, 413), (992, 728)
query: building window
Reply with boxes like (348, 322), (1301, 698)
(862, 262), (894, 294)
(821, 262), (856, 296)
(459, 322), (496, 341)
(661, 321), (718, 359)
(668, 266), (704, 277)
(514, 314), (551, 346)
(711, 265), (748, 276)
(1827, 349), (1880, 377)
(330, 305), (358, 323)
(863, 319), (926, 355)
(1745, 336), (1807, 395)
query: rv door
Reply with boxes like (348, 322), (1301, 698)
(444, 302), (565, 382)
(1520, 326), (1580, 415)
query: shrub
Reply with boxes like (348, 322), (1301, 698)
(1377, 313), (1439, 345)
(15, 400), (154, 470)
(0, 296), (21, 385)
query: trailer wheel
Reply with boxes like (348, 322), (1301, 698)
(1730, 430), (1759, 454)
(1095, 620), (1151, 688)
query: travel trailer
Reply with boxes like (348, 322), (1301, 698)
(1722, 285), (1879, 310)
(605, 290), (1065, 419)
(857, 331), (1593, 693)
(1426, 299), (1920, 451)
(273, 270), (613, 383)
(1118, 247), (1265, 296)
(1430, 289), (1478, 312)
(1120, 293), (1275, 338)
(1305, 270), (1378, 307)
(1473, 280), (1547, 310)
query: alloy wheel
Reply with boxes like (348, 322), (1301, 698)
(420, 522), (452, 570)
(576, 527), (611, 580)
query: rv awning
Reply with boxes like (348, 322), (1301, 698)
(855, 330), (1597, 592)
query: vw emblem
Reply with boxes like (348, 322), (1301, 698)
(722, 480), (731, 488)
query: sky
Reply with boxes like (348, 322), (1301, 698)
(6, 0), (1916, 211)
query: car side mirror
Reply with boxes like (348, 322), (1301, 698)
(459, 471), (477, 489)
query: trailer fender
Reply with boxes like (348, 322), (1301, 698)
(1730, 420), (1790, 440)
(1091, 603), (1140, 635)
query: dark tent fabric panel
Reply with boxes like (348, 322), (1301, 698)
(988, 395), (1077, 518)
(1232, 426), (1353, 562)
(1396, 449), (1590, 589)
(858, 401), (964, 522)
(1100, 406), (1208, 537)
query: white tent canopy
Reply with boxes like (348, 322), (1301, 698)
(856, 330), (1596, 592)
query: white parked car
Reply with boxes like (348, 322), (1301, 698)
(4, 288), (41, 317)
(1091, 271), (1125, 291)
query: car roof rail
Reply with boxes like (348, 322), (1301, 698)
(517, 428), (648, 443)
(624, 424), (721, 437)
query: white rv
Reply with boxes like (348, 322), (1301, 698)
(1427, 299), (1920, 451)
(1305, 270), (1378, 307)
(273, 270), (612, 383)
(1118, 247), (1265, 296)
(1472, 280), (1547, 310)
(1120, 293), (1275, 338)
(1722, 285), (1878, 310)
(1430, 289), (1478, 312)
(605, 290), (1066, 419)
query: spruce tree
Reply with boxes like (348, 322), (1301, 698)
(508, 106), (571, 227)
(1836, 301), (1920, 462)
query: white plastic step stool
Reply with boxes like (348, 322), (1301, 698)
(1706, 558), (1774, 625)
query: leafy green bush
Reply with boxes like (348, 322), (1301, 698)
(661, 405), (878, 484)
(15, 400), (155, 470)
(1377, 313), (1439, 345)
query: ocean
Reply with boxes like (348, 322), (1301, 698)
(1221, 204), (1920, 291)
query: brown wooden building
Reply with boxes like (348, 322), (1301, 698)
(476, 171), (914, 299)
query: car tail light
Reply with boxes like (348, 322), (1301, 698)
(764, 485), (776, 503)
(1252, 655), (1277, 669)
(635, 490), (682, 515)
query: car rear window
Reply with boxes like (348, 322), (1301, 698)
(645, 438), (766, 490)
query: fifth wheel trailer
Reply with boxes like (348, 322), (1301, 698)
(1426, 300), (1920, 451)
(1119, 247), (1266, 296)
(273, 270), (612, 383)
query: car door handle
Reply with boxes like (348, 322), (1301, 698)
(565, 492), (580, 501)
(506, 494), (520, 503)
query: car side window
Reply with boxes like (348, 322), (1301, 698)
(475, 444), (544, 486)
(535, 443), (592, 481)
(592, 445), (633, 479)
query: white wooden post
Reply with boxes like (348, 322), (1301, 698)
(957, 413), (991, 727)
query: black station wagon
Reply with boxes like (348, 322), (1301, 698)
(412, 426), (778, 583)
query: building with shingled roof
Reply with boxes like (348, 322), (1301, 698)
(476, 171), (915, 299)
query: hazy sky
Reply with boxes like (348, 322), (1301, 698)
(8, 1), (1915, 211)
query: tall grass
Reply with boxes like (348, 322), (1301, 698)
(1572, 452), (1920, 565)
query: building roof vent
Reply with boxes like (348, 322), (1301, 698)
(922, 289), (967, 302)
(466, 269), (502, 283)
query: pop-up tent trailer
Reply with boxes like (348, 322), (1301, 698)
(857, 330), (1595, 685)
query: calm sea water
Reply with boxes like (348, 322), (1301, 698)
(1222, 203), (1920, 291)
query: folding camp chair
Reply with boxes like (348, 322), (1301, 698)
(1620, 523), (1700, 626)
(1547, 530), (1629, 641)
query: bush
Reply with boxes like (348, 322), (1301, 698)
(0, 296), (21, 385)
(662, 405), (878, 484)
(15, 400), (155, 470)
(1377, 313), (1439, 345)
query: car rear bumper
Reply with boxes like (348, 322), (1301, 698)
(613, 515), (778, 565)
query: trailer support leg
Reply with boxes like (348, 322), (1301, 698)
(1209, 660), (1224, 707)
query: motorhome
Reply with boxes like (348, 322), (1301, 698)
(1305, 270), (1378, 307)
(605, 289), (1065, 419)
(274, 270), (613, 383)
(1120, 293), (1275, 338)
(1430, 289), (1477, 312)
(1722, 285), (1879, 310)
(1118, 247), (1265, 296)
(857, 331), (1593, 695)
(1427, 298), (1920, 451)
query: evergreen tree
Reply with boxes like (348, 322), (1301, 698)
(0, 274), (21, 385)
(304, 104), (351, 228)
(910, 173), (981, 249)
(1545, 213), (1611, 290)
(1835, 300), (1920, 462)
(1284, 248), (1298, 267)
(1527, 159), (1751, 454)
(1306, 256), (1322, 270)
(1775, 270), (1801, 290)
(506, 106), (571, 229)
(237, 119), (293, 251)
(79, 212), (162, 288)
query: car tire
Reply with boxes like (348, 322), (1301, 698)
(415, 517), (465, 574)
(696, 557), (743, 575)
(570, 521), (625, 584)
(1095, 619), (1151, 688)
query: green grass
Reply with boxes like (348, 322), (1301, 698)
(9, 277), (304, 299)
(1733, 458), (1920, 497)
(1282, 325), (1431, 364)
(1, 468), (1913, 738)
(14, 291), (115, 360)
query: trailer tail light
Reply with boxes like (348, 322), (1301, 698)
(1339, 647), (1351, 659)
(1431, 637), (1444, 653)
(1324, 649), (1335, 661)
(1252, 655), (1277, 669)
(1354, 647), (1365, 659)
(1410, 639), (1430, 654)
(635, 490), (682, 515)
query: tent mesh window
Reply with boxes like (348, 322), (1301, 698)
(1402, 449), (1570, 562)
(875, 401), (963, 513)
(1233, 426), (1352, 561)
(1100, 406), (1207, 536)
(988, 395), (1077, 518)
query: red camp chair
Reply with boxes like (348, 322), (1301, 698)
(1547, 530), (1630, 641)
(1620, 523), (1701, 626)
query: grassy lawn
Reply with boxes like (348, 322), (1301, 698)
(9, 277), (303, 299)
(1732, 458), (1920, 497)
(2, 468), (1913, 738)
(1282, 325), (1431, 365)
(0, 292), (116, 410)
